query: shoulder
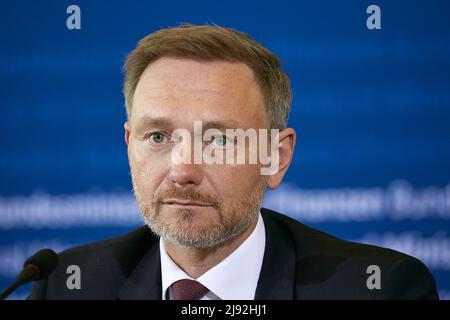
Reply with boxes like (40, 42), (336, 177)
(262, 207), (419, 261)
(261, 207), (439, 299)
(28, 226), (157, 299)
(57, 226), (156, 267)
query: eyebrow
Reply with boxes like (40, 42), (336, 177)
(134, 116), (174, 134)
(202, 120), (242, 131)
(133, 116), (243, 133)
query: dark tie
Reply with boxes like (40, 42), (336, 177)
(170, 279), (209, 300)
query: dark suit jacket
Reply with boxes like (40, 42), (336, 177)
(28, 208), (439, 300)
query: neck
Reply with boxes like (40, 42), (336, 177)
(163, 217), (259, 279)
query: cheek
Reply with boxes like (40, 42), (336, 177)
(207, 164), (262, 198)
(129, 142), (169, 189)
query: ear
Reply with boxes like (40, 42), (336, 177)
(124, 121), (131, 145)
(267, 128), (296, 189)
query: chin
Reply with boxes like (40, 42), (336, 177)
(161, 205), (220, 221)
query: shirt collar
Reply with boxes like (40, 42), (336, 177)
(160, 212), (266, 300)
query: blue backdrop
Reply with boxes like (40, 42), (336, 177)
(1, 0), (449, 299)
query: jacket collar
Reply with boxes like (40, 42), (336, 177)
(255, 208), (296, 299)
(118, 240), (162, 300)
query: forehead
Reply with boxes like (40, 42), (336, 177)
(131, 57), (266, 129)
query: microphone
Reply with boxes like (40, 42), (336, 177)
(0, 248), (58, 300)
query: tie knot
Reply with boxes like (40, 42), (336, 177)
(170, 279), (209, 300)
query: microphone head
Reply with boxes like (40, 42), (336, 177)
(23, 248), (58, 281)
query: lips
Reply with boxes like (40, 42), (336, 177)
(162, 199), (210, 207)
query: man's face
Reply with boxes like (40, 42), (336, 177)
(126, 57), (269, 248)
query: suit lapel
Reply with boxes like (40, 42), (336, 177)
(118, 240), (162, 300)
(255, 209), (296, 299)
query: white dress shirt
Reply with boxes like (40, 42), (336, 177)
(160, 212), (266, 300)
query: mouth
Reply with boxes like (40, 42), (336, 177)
(162, 199), (211, 207)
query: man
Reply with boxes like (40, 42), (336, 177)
(29, 24), (438, 300)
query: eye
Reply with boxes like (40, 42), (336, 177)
(211, 134), (233, 148)
(147, 132), (168, 144)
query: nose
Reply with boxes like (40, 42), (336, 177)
(168, 163), (203, 187)
(168, 132), (204, 187)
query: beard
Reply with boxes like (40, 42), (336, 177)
(132, 175), (268, 249)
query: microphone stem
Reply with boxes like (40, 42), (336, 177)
(0, 265), (40, 300)
(0, 279), (22, 300)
